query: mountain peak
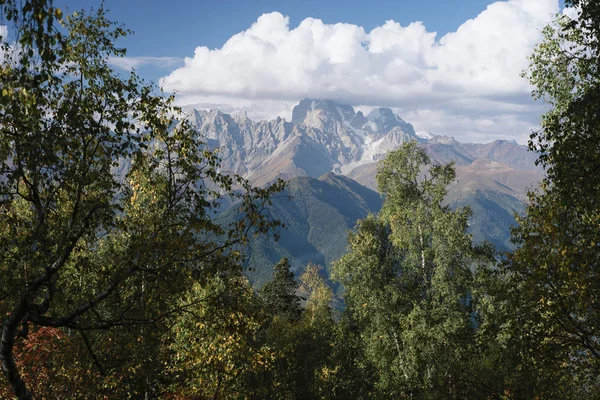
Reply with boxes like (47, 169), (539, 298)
(429, 135), (459, 145)
(350, 110), (367, 129)
(291, 98), (356, 125)
(232, 110), (250, 123)
(366, 107), (395, 120)
(365, 108), (415, 135)
(416, 131), (437, 140)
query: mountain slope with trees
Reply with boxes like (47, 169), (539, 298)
(219, 172), (382, 286)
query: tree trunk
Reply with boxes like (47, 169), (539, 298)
(1, 301), (33, 400)
(417, 223), (427, 287)
(213, 374), (223, 400)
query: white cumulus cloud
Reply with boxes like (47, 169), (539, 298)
(160, 0), (560, 143)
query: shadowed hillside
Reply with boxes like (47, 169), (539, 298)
(220, 173), (382, 286)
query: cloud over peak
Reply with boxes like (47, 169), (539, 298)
(160, 0), (560, 142)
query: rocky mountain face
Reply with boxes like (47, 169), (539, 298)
(186, 99), (542, 193)
(186, 99), (425, 186)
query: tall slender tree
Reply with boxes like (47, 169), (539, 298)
(334, 142), (492, 398)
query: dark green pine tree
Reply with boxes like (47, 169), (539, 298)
(255, 258), (304, 398)
(259, 258), (302, 321)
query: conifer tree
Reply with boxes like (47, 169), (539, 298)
(259, 258), (302, 321)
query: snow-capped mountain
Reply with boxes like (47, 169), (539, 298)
(416, 131), (437, 140)
(185, 98), (541, 192)
(186, 99), (430, 185)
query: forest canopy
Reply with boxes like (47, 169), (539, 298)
(2, 0), (600, 398)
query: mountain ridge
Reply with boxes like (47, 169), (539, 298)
(185, 99), (541, 189)
(219, 172), (383, 286)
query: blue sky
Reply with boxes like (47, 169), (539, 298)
(60, 1), (496, 57)
(52, 0), (567, 143)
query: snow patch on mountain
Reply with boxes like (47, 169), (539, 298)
(416, 131), (436, 140)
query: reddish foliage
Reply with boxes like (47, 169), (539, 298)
(0, 326), (64, 398)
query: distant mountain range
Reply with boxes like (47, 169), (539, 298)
(191, 99), (544, 284)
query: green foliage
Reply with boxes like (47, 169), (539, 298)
(334, 142), (494, 398)
(318, 315), (377, 400)
(296, 264), (337, 399)
(256, 258), (306, 398)
(0, 4), (282, 398)
(259, 258), (302, 321)
(250, 261), (342, 399)
(506, 3), (600, 396)
(166, 275), (275, 399)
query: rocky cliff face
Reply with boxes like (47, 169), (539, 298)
(186, 98), (425, 186)
(184, 98), (542, 196)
